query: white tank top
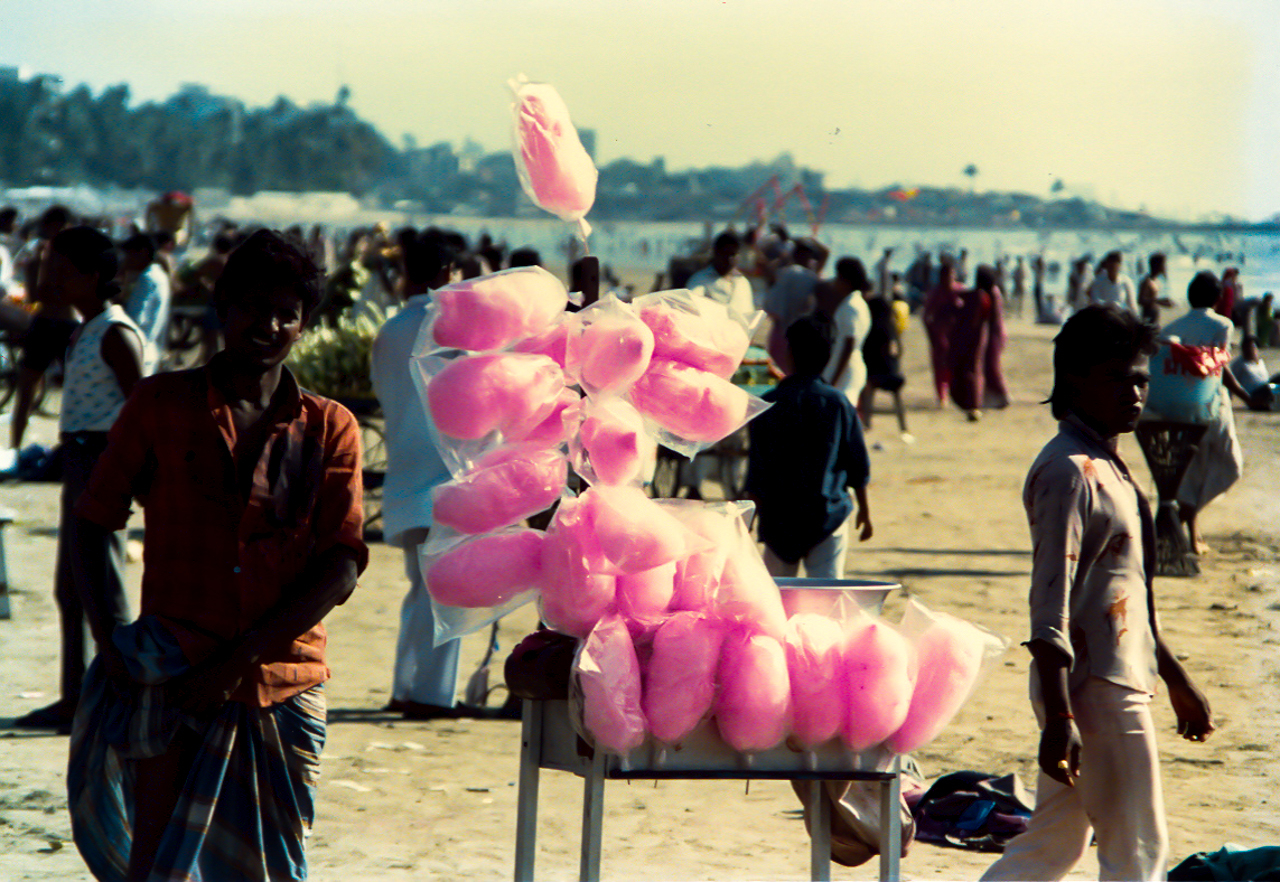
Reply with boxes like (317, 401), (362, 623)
(60, 303), (147, 433)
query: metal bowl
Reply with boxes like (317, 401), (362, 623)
(775, 577), (901, 618)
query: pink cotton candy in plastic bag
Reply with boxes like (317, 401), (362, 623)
(643, 612), (725, 745)
(886, 616), (986, 754)
(426, 352), (564, 440)
(785, 613), (847, 748)
(511, 314), (574, 373)
(843, 615), (916, 751)
(573, 396), (654, 486)
(567, 304), (655, 395)
(615, 561), (675, 632)
(511, 77), (597, 226)
(629, 359), (757, 445)
(431, 266), (569, 351)
(638, 297), (751, 380)
(506, 386), (582, 447)
(577, 614), (646, 754)
(715, 629), (791, 753)
(714, 520), (788, 640)
(663, 500), (744, 612)
(582, 485), (703, 574)
(539, 496), (616, 638)
(432, 445), (567, 535)
(425, 528), (544, 608)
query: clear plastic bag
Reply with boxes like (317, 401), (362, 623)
(510, 75), (597, 237)
(564, 295), (655, 397)
(568, 395), (657, 487)
(633, 288), (758, 380)
(431, 444), (568, 535)
(428, 265), (569, 352)
(628, 358), (771, 458)
(886, 597), (1010, 754)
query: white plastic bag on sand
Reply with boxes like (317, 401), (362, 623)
(634, 289), (755, 380)
(886, 597), (1009, 754)
(843, 610), (917, 751)
(570, 395), (657, 487)
(715, 627), (791, 753)
(628, 358), (770, 456)
(786, 613), (848, 748)
(642, 611), (725, 745)
(575, 614), (646, 754)
(510, 76), (597, 235)
(429, 265), (568, 352)
(538, 495), (617, 639)
(565, 296), (655, 396)
(431, 445), (567, 535)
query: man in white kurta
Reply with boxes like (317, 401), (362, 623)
(371, 231), (460, 718)
(686, 231), (755, 319)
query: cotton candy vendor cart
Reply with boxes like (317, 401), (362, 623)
(512, 579), (906, 882)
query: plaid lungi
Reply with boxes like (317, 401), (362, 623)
(68, 616), (325, 882)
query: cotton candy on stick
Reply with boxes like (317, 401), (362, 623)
(511, 77), (597, 226)
(715, 629), (791, 753)
(843, 615), (916, 751)
(539, 496), (616, 639)
(629, 359), (756, 445)
(573, 396), (654, 486)
(566, 304), (654, 395)
(577, 614), (646, 754)
(713, 517), (788, 640)
(431, 266), (569, 351)
(785, 614), (847, 748)
(886, 616), (986, 754)
(432, 445), (567, 535)
(638, 296), (751, 380)
(615, 561), (675, 633)
(582, 485), (705, 574)
(425, 528), (544, 608)
(642, 612), (725, 745)
(425, 352), (564, 440)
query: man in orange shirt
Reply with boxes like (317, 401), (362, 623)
(68, 229), (367, 882)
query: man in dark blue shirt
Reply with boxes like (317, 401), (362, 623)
(745, 315), (873, 578)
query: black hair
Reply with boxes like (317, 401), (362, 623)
(0, 206), (16, 231)
(50, 226), (121, 303)
(214, 228), (323, 320)
(1186, 270), (1221, 309)
(1148, 252), (1166, 274)
(834, 256), (871, 292)
(1047, 304), (1158, 419)
(508, 247), (542, 268)
(121, 232), (158, 263)
(713, 230), (740, 252)
(39, 204), (72, 232)
(403, 229), (456, 286)
(974, 264), (999, 292)
(785, 314), (834, 377)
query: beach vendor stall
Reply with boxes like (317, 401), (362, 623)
(396, 77), (1011, 882)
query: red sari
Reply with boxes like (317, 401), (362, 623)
(947, 285), (1008, 411)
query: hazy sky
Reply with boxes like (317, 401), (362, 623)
(3, 0), (1277, 221)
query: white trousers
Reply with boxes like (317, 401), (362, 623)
(391, 531), (462, 707)
(981, 677), (1168, 882)
(762, 517), (851, 581)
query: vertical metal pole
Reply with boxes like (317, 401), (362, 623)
(513, 701), (542, 882)
(0, 510), (14, 620)
(579, 748), (605, 882)
(807, 780), (831, 882)
(878, 755), (903, 882)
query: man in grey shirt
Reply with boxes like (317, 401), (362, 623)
(982, 304), (1213, 882)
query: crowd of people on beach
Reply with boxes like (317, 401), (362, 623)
(0, 193), (1273, 881)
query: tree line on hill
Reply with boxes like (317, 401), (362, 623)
(0, 75), (1252, 229)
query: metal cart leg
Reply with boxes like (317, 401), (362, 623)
(807, 780), (832, 882)
(514, 701), (542, 882)
(878, 755), (902, 882)
(579, 749), (606, 882)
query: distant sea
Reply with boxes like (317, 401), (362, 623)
(429, 214), (1280, 308)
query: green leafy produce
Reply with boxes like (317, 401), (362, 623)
(286, 305), (384, 402)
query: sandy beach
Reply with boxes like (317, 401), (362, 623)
(2, 305), (1278, 882)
